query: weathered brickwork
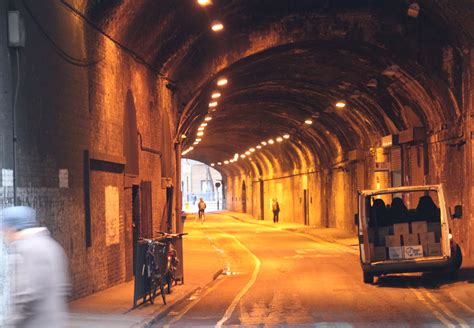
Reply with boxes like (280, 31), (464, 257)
(0, 0), (178, 299)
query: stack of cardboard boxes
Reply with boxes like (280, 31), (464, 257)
(369, 221), (442, 261)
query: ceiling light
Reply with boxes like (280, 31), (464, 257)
(204, 116), (212, 121)
(268, 139), (274, 144)
(256, 145), (262, 149)
(211, 92), (221, 99)
(211, 163), (215, 166)
(209, 101), (218, 107)
(217, 162), (222, 165)
(245, 151), (251, 155)
(233, 153), (239, 161)
(335, 101), (346, 108)
(250, 148), (255, 152)
(196, 138), (202, 142)
(230, 159), (234, 163)
(211, 22), (224, 32)
(181, 134), (187, 139)
(198, 127), (205, 131)
(276, 137), (283, 142)
(261, 141), (267, 146)
(407, 3), (420, 18)
(283, 134), (290, 139)
(197, 131), (204, 136)
(305, 119), (313, 125)
(197, 0), (212, 6)
(217, 78), (228, 86)
(367, 79), (378, 88)
(189, 147), (194, 151)
(200, 123), (208, 127)
(193, 141), (199, 145)
(240, 154), (246, 158)
(224, 160), (229, 164)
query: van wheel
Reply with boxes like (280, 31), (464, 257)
(363, 272), (374, 284)
(453, 244), (462, 270)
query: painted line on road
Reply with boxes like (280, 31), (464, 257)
(212, 226), (261, 327)
(447, 291), (474, 314)
(409, 287), (455, 328)
(423, 291), (469, 328)
(163, 276), (229, 328)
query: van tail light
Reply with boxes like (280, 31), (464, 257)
(449, 233), (455, 249)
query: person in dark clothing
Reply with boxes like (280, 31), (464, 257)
(389, 197), (409, 223)
(371, 198), (388, 226)
(416, 195), (440, 222)
(272, 198), (280, 223)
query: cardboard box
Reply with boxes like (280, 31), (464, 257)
(393, 223), (409, 236)
(389, 247), (403, 259)
(402, 234), (420, 246)
(428, 243), (442, 256)
(411, 221), (428, 234)
(373, 247), (387, 261)
(427, 222), (441, 233)
(419, 232), (435, 246)
(403, 245), (423, 259)
(385, 235), (402, 247)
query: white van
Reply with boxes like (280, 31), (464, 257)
(356, 184), (462, 284)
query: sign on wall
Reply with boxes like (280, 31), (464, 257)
(105, 186), (120, 246)
(374, 162), (390, 172)
(59, 169), (69, 188)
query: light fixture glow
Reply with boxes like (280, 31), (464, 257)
(217, 162), (222, 165)
(197, 131), (204, 136)
(193, 141), (199, 145)
(211, 92), (221, 99)
(204, 116), (212, 121)
(198, 127), (205, 131)
(224, 160), (229, 164)
(211, 163), (215, 166)
(276, 137), (283, 142)
(209, 101), (218, 107)
(217, 78), (228, 86)
(197, 0), (212, 6)
(196, 138), (202, 142)
(240, 154), (246, 158)
(233, 153), (239, 161)
(250, 148), (255, 152)
(200, 123), (208, 127)
(189, 147), (194, 151)
(256, 145), (262, 149)
(268, 139), (274, 144)
(181, 134), (187, 139)
(261, 141), (267, 146)
(211, 22), (224, 32)
(305, 119), (313, 125)
(245, 151), (251, 155)
(335, 101), (346, 108)
(283, 134), (290, 139)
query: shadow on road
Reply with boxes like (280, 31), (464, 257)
(376, 267), (474, 289)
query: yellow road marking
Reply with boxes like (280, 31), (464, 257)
(163, 276), (228, 327)
(410, 287), (455, 328)
(212, 225), (261, 327)
(447, 291), (474, 314)
(423, 291), (469, 327)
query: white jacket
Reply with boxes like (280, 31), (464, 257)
(6, 228), (70, 328)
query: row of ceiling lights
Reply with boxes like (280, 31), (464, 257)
(181, 77), (228, 156)
(210, 134), (290, 167)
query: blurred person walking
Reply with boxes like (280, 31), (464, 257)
(1, 206), (70, 328)
(198, 198), (207, 224)
(272, 198), (280, 223)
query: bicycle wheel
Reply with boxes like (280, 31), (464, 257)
(166, 272), (172, 294)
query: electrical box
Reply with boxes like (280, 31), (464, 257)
(8, 11), (25, 47)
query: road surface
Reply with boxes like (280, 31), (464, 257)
(154, 213), (474, 327)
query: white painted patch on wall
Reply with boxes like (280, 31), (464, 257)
(1, 169), (13, 187)
(105, 186), (120, 246)
(59, 169), (69, 188)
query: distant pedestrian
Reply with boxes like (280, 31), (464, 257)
(272, 198), (280, 223)
(1, 206), (70, 328)
(198, 198), (206, 224)
(193, 195), (197, 205)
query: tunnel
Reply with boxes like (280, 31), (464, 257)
(0, 0), (473, 305)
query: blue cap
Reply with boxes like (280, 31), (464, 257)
(2, 206), (37, 230)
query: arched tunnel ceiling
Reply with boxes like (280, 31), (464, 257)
(85, 0), (472, 174)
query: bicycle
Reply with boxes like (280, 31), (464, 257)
(141, 238), (167, 305)
(156, 232), (187, 294)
